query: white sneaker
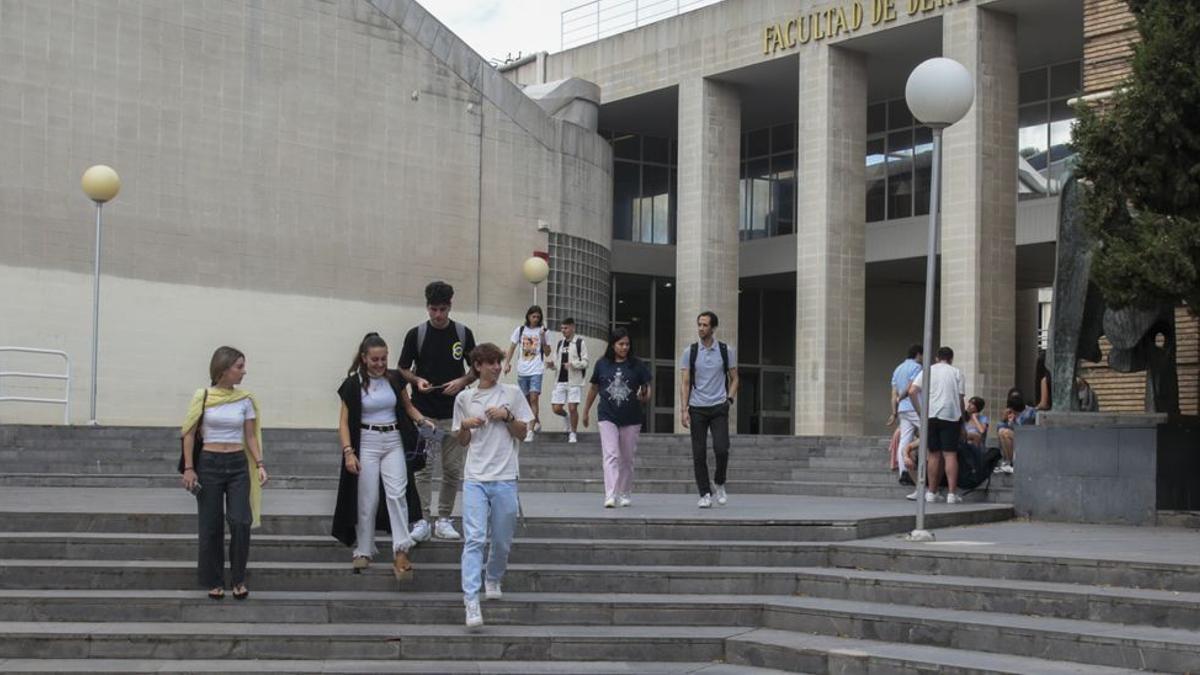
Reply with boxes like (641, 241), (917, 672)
(464, 598), (483, 627)
(618, 494), (632, 507)
(924, 491), (941, 503)
(698, 494), (713, 508)
(532, 420), (542, 433)
(1001, 463), (1014, 474)
(714, 485), (728, 506)
(946, 492), (962, 504)
(568, 432), (577, 443)
(603, 495), (616, 508)
(905, 490), (919, 501)
(524, 428), (535, 442)
(409, 519), (431, 543)
(484, 579), (502, 600)
(434, 518), (461, 540)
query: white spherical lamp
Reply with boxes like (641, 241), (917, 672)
(81, 165), (121, 203)
(522, 256), (550, 284)
(905, 58), (975, 128)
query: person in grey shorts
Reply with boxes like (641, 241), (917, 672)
(678, 311), (739, 509)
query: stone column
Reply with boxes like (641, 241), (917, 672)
(794, 45), (868, 436)
(675, 77), (740, 431)
(941, 6), (1019, 409)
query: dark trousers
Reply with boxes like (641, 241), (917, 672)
(195, 450), (252, 588)
(689, 404), (730, 496)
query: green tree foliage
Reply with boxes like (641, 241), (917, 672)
(1072, 0), (1200, 312)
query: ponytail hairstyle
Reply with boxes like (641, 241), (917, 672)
(349, 332), (388, 392)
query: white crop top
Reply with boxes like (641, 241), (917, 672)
(200, 398), (256, 444)
(361, 377), (398, 424)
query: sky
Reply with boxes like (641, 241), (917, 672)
(424, 1), (567, 66)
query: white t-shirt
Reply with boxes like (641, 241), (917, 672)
(912, 362), (966, 422)
(451, 383), (534, 482)
(200, 398), (256, 444)
(510, 325), (547, 377)
(361, 376), (398, 424)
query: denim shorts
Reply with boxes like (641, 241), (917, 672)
(517, 374), (542, 395)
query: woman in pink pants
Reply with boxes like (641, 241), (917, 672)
(582, 327), (652, 508)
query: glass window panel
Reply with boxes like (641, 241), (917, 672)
(760, 288), (795, 366)
(1018, 103), (1049, 170)
(654, 365), (674, 408)
(776, 179), (795, 235)
(1019, 68), (1047, 104)
(762, 417), (792, 435)
(747, 158), (771, 239)
(913, 126), (933, 217)
(654, 279), (676, 361)
(1047, 98), (1077, 191)
(772, 123), (796, 152)
(738, 289), (761, 364)
(643, 135), (669, 164)
(1050, 61), (1081, 99)
(612, 133), (639, 160)
(746, 128), (770, 157)
(865, 137), (886, 223)
(886, 130), (913, 220)
(887, 99), (913, 129)
(867, 103), (887, 134)
(612, 274), (652, 359)
(642, 165), (669, 244)
(668, 168), (677, 244)
(612, 161), (639, 240)
(654, 413), (673, 433)
(762, 370), (793, 412)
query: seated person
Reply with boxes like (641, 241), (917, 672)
(996, 388), (1036, 473)
(963, 396), (989, 449)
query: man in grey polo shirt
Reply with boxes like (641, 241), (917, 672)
(679, 311), (740, 508)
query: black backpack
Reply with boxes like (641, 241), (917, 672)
(947, 442), (1002, 494)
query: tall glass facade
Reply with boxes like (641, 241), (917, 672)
(735, 285), (796, 434)
(605, 131), (677, 244)
(740, 123), (797, 240)
(1018, 60), (1081, 200)
(865, 99), (933, 222)
(610, 273), (676, 432)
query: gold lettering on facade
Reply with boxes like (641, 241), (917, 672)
(785, 18), (799, 47)
(763, 0), (955, 54)
(798, 14), (813, 43)
(850, 2), (864, 30)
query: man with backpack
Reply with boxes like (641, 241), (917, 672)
(397, 281), (477, 542)
(679, 311), (739, 509)
(547, 317), (589, 443)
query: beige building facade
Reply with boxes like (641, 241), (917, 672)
(505, 0), (1081, 435)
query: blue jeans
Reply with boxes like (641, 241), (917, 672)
(461, 479), (519, 602)
(517, 374), (542, 395)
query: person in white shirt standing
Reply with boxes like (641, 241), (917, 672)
(908, 346), (967, 504)
(504, 305), (550, 442)
(453, 342), (534, 629)
(548, 317), (590, 443)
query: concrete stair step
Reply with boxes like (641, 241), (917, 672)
(0, 621), (744, 662)
(759, 595), (1200, 672)
(0, 659), (793, 674)
(725, 628), (1146, 674)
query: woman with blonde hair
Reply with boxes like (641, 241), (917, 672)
(180, 346), (268, 600)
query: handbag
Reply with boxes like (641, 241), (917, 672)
(177, 388), (207, 473)
(407, 423), (443, 470)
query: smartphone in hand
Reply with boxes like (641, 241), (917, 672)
(187, 481), (202, 496)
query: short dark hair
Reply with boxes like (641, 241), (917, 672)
(1006, 388), (1026, 411)
(936, 346), (954, 362)
(969, 396), (986, 412)
(469, 342), (504, 366)
(560, 317), (575, 326)
(697, 311), (719, 328)
(425, 281), (454, 306)
(907, 344), (923, 359)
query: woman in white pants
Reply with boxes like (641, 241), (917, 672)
(332, 333), (430, 579)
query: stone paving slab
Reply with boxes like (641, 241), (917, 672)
(0, 660), (793, 674)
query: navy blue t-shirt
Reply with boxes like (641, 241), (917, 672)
(590, 357), (652, 427)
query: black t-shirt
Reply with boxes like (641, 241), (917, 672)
(397, 320), (476, 420)
(589, 357), (652, 427)
(556, 339), (572, 383)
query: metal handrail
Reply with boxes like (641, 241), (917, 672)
(561, 0), (722, 50)
(0, 347), (71, 424)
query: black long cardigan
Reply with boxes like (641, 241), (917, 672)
(331, 370), (425, 548)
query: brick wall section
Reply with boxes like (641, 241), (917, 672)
(1079, 308), (1200, 415)
(1083, 0), (1138, 96)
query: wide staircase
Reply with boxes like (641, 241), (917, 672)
(0, 425), (1197, 673)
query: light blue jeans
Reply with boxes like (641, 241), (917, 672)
(461, 479), (519, 602)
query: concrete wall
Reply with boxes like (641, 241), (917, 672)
(0, 0), (610, 426)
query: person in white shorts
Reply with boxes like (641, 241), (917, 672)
(548, 317), (589, 443)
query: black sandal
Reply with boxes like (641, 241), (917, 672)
(208, 587), (225, 600)
(232, 584), (249, 600)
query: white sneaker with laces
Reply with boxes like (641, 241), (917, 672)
(905, 490), (919, 501)
(714, 485), (728, 506)
(618, 494), (632, 507)
(409, 519), (431, 543)
(524, 428), (535, 442)
(484, 579), (502, 600)
(697, 494), (713, 508)
(434, 518), (461, 540)
(464, 598), (484, 627)
(1001, 462), (1014, 474)
(946, 492), (962, 504)
(603, 495), (616, 508)
(924, 491), (940, 503)
(568, 432), (577, 443)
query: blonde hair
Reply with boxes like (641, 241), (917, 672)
(209, 346), (245, 385)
